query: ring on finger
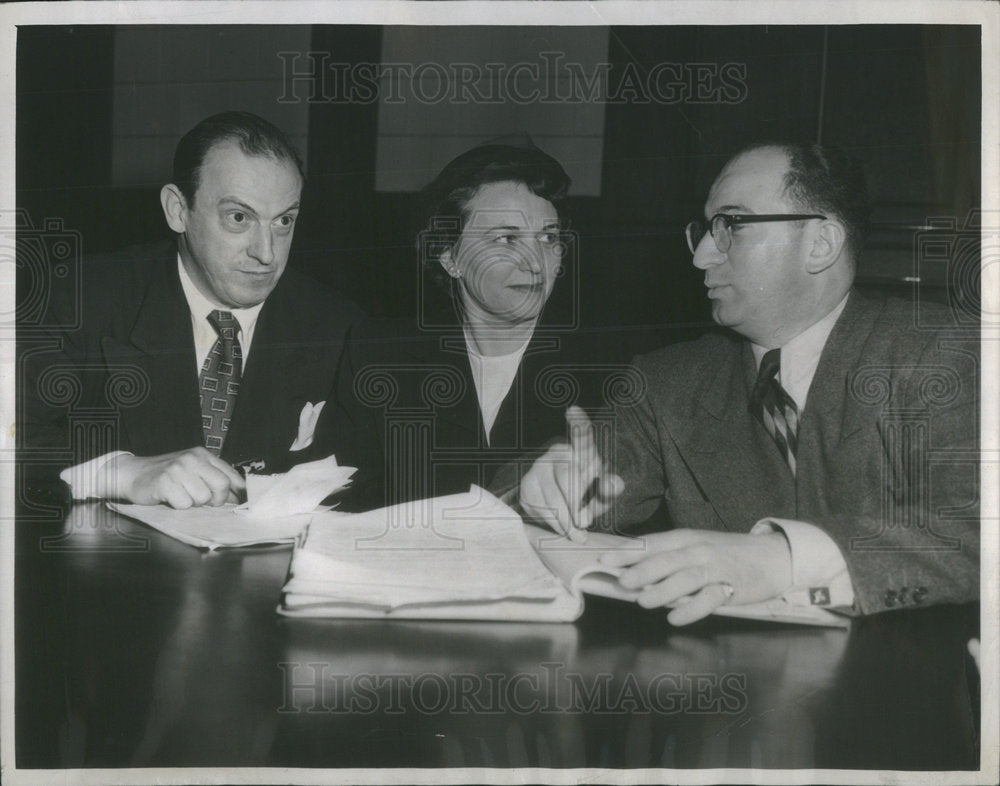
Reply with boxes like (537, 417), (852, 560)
(715, 582), (735, 603)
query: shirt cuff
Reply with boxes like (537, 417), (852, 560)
(59, 451), (132, 500)
(750, 517), (855, 609)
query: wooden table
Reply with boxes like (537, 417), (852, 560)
(15, 502), (980, 772)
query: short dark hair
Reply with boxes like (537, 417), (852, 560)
(418, 142), (571, 288)
(736, 141), (871, 262)
(172, 111), (305, 205)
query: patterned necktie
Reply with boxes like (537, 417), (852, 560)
(749, 348), (798, 474)
(199, 310), (243, 454)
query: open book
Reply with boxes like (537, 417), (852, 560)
(278, 487), (849, 628)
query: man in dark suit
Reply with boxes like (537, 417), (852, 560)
(516, 142), (978, 624)
(22, 111), (360, 508)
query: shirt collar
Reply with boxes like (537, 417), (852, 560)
(177, 254), (265, 333)
(751, 293), (850, 409)
(462, 322), (536, 360)
(751, 295), (849, 366)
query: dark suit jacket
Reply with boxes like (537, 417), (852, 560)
(601, 290), (979, 614)
(20, 239), (362, 494)
(316, 310), (634, 510)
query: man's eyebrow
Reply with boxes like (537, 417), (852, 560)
(218, 197), (300, 215)
(217, 197), (261, 220)
(713, 203), (750, 214)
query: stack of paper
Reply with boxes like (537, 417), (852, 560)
(279, 488), (583, 621)
(278, 487), (850, 628)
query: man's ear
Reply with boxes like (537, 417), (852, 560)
(805, 218), (847, 274)
(160, 184), (188, 234)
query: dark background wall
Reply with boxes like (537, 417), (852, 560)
(16, 24), (981, 356)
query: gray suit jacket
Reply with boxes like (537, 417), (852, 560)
(604, 290), (979, 614)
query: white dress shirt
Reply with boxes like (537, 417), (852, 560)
(177, 256), (264, 373)
(747, 295), (855, 609)
(60, 256), (265, 498)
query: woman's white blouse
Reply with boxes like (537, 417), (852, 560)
(463, 328), (532, 445)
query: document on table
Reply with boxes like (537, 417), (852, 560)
(524, 524), (851, 628)
(108, 502), (318, 550)
(279, 487), (850, 628)
(280, 487), (583, 621)
(108, 454), (356, 550)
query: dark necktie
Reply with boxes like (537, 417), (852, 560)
(749, 348), (798, 474)
(199, 310), (243, 454)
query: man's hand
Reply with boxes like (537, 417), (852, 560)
(104, 448), (247, 509)
(519, 406), (624, 540)
(600, 529), (793, 625)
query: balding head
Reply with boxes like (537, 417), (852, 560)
(691, 144), (860, 347)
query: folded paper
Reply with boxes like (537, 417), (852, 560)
(237, 454), (355, 519)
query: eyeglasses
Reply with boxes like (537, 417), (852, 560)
(685, 213), (827, 254)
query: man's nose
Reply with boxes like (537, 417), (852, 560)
(248, 225), (275, 265)
(691, 233), (723, 270)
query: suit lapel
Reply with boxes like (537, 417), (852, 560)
(430, 327), (564, 451)
(434, 334), (487, 448)
(104, 258), (202, 454)
(223, 281), (307, 463)
(672, 336), (796, 528)
(798, 291), (880, 455)
(795, 290), (881, 506)
(489, 333), (562, 450)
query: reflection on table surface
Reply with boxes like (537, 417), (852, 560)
(16, 503), (980, 770)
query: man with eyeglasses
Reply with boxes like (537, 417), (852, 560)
(514, 142), (978, 624)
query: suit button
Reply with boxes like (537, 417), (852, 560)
(897, 586), (909, 605)
(884, 589), (897, 607)
(912, 586), (928, 604)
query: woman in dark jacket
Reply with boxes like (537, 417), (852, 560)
(320, 139), (633, 510)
